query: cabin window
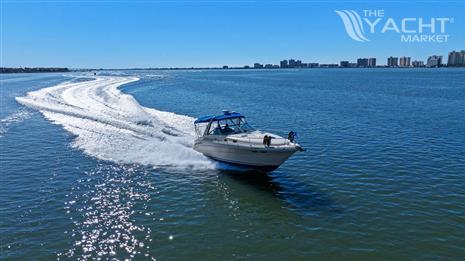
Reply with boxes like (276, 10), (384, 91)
(204, 117), (254, 135)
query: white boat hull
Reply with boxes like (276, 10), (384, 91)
(194, 132), (301, 171)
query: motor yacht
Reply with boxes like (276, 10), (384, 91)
(193, 110), (303, 171)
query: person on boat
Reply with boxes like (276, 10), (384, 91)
(222, 123), (233, 134)
(288, 131), (295, 142)
(263, 135), (272, 147)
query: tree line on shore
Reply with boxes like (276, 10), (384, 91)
(0, 67), (70, 73)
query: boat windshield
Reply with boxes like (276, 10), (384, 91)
(207, 117), (254, 135)
(194, 122), (209, 137)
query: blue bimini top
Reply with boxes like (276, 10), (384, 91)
(194, 111), (244, 124)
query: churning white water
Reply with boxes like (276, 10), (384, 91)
(0, 108), (34, 137)
(16, 76), (215, 169)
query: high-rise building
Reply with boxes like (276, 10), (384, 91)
(340, 61), (349, 68)
(295, 60), (302, 68)
(254, 63), (263, 69)
(447, 50), (465, 67)
(368, 58), (376, 67)
(399, 57), (411, 67)
(427, 55), (443, 67)
(280, 60), (288, 68)
(387, 56), (398, 67)
(412, 60), (425, 67)
(288, 59), (296, 68)
(357, 58), (368, 67)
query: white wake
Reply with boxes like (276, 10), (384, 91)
(0, 108), (34, 137)
(16, 76), (215, 169)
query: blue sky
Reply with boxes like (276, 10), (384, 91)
(2, 0), (464, 68)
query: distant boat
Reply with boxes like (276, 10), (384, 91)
(193, 110), (303, 172)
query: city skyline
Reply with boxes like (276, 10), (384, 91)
(3, 49), (464, 71)
(229, 49), (464, 70)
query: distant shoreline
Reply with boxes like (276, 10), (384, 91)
(1, 67), (70, 74)
(1, 66), (464, 74)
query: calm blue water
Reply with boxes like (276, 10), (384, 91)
(1, 69), (465, 260)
